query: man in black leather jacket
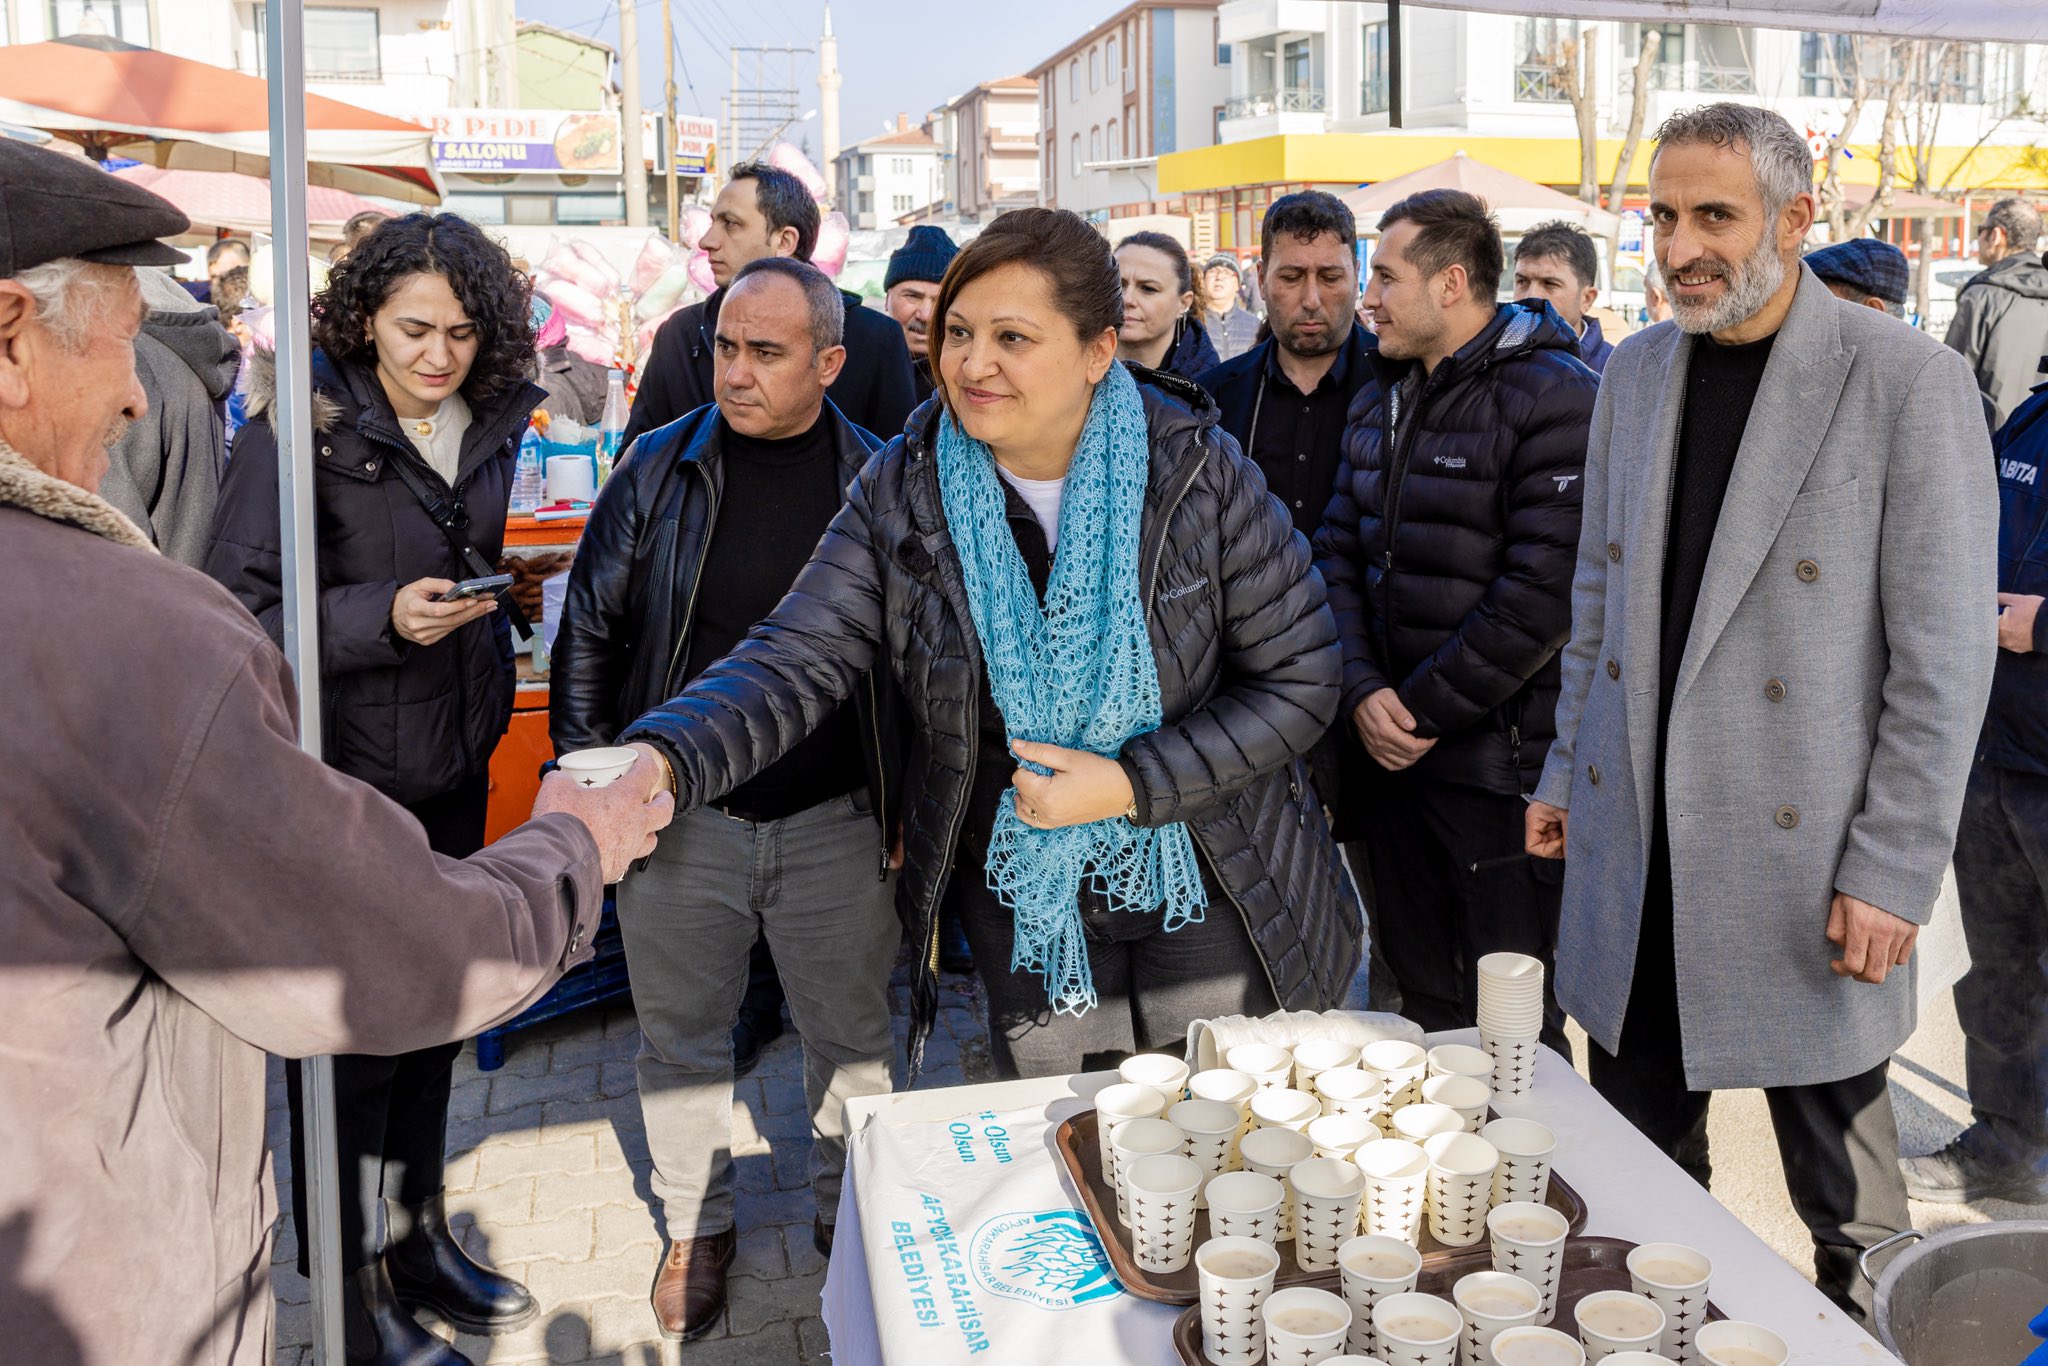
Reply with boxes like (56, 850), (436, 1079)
(550, 259), (902, 1343)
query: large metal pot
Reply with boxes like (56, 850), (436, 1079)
(1860, 1222), (2048, 1365)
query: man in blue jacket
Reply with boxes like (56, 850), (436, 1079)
(1902, 374), (2048, 1204)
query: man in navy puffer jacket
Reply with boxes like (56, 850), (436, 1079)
(1315, 189), (1597, 1048)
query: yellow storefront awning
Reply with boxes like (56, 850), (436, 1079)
(1158, 132), (2048, 198)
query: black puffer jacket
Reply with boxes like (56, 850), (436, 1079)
(621, 368), (1359, 1064)
(549, 399), (902, 855)
(206, 351), (541, 805)
(1314, 301), (1597, 795)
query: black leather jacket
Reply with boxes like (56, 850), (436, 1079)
(621, 368), (1361, 1067)
(549, 400), (901, 858)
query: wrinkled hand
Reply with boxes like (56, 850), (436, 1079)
(1825, 891), (1918, 985)
(1998, 593), (2041, 654)
(531, 745), (675, 883)
(1525, 800), (1568, 860)
(1354, 688), (1437, 771)
(392, 577), (496, 647)
(1009, 739), (1137, 830)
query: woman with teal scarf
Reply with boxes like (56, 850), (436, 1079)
(622, 209), (1362, 1078)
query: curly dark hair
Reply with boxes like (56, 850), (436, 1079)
(311, 212), (534, 403)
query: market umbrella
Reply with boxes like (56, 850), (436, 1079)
(1343, 151), (1623, 237)
(112, 164), (388, 239)
(0, 34), (439, 204)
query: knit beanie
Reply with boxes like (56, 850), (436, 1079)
(885, 225), (960, 292)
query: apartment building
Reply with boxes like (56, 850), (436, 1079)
(941, 77), (1041, 222)
(1029, 0), (1231, 218)
(834, 114), (948, 230)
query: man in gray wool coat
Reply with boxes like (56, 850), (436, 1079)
(1525, 103), (1997, 1322)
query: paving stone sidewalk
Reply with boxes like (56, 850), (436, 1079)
(269, 956), (994, 1365)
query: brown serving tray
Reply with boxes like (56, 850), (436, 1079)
(1054, 1109), (1588, 1305)
(1169, 1236), (1726, 1364)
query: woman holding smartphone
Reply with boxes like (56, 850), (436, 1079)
(206, 213), (542, 1365)
(619, 208), (1361, 1079)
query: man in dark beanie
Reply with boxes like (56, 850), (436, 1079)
(884, 224), (958, 404)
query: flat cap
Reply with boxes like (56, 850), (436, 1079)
(0, 139), (189, 277)
(1804, 237), (1909, 307)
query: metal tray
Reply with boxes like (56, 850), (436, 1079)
(1053, 1109), (1588, 1305)
(1168, 1235), (1725, 1364)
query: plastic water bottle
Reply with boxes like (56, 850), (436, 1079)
(597, 368), (628, 484)
(510, 424), (545, 515)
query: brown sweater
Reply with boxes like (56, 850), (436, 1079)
(0, 442), (604, 1364)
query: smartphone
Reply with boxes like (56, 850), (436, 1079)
(434, 573), (513, 603)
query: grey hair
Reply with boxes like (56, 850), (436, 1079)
(1651, 103), (1815, 221)
(12, 257), (119, 352)
(1641, 256), (1664, 296)
(729, 255), (846, 355)
(1985, 197), (2043, 253)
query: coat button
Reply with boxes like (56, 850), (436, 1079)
(1795, 559), (1820, 582)
(1587, 764), (1601, 786)
(1606, 659), (1620, 680)
(364, 460), (379, 473)
(319, 444), (332, 457)
(1607, 541), (1622, 562)
(1764, 678), (1787, 702)
(1775, 805), (1800, 829)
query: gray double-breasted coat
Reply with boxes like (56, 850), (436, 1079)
(1536, 266), (1998, 1091)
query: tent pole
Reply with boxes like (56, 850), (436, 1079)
(264, 2), (342, 1363)
(1388, 0), (1403, 129)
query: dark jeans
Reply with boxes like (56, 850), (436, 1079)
(1949, 762), (2048, 1163)
(953, 862), (1279, 1079)
(1590, 828), (1908, 1324)
(286, 773), (487, 1274)
(1354, 767), (1568, 1055)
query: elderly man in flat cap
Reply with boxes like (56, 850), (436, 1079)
(0, 140), (674, 1365)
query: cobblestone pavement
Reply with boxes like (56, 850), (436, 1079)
(269, 955), (993, 1365)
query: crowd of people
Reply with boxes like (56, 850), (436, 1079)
(3, 97), (2046, 1365)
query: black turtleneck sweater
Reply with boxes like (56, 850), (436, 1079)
(682, 411), (865, 819)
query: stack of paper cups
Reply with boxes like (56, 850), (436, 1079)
(1206, 1170), (1287, 1244)
(1168, 1098), (1241, 1209)
(1093, 1083), (1169, 1184)
(1195, 1236), (1280, 1366)
(1626, 1243), (1713, 1364)
(1476, 953), (1546, 1097)
(1288, 1156), (1366, 1272)
(1454, 1271), (1544, 1366)
(1487, 1201), (1571, 1325)
(1124, 1152), (1203, 1274)
(1481, 1118), (1557, 1208)
(1118, 1051), (1190, 1102)
(1239, 1126), (1315, 1241)
(1423, 1131), (1499, 1248)
(1337, 1234), (1423, 1360)
(1292, 1038), (1361, 1094)
(1355, 1137), (1430, 1242)
(1362, 1040), (1429, 1109)
(1229, 1043), (1296, 1092)
(1264, 1286), (1353, 1366)
(1315, 1067), (1389, 1124)
(1108, 1117), (1183, 1225)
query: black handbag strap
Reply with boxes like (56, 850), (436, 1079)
(385, 452), (533, 641)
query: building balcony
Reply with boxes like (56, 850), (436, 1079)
(1224, 86), (1326, 119)
(1514, 63), (1572, 103)
(1218, 0), (1330, 45)
(1619, 61), (1757, 96)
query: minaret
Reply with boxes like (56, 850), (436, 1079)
(819, 2), (842, 203)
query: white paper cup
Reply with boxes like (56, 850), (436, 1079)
(1119, 1051), (1190, 1100)
(1265, 1285), (1353, 1366)
(1362, 1040), (1429, 1108)
(1574, 1291), (1666, 1360)
(1454, 1271), (1544, 1366)
(554, 745), (639, 788)
(1168, 1097), (1241, 1207)
(1124, 1151), (1202, 1273)
(1294, 1038), (1362, 1090)
(1251, 1086), (1323, 1133)
(1693, 1322), (1784, 1366)
(1626, 1243), (1712, 1363)
(1338, 1233), (1423, 1359)
(1207, 1169), (1287, 1244)
(1424, 1131), (1500, 1248)
(1197, 1236), (1281, 1365)
(1487, 1201), (1570, 1325)
(1479, 1031), (1541, 1099)
(1230, 1043), (1296, 1090)
(1289, 1156), (1367, 1272)
(1309, 1111), (1382, 1161)
(1492, 1325), (1589, 1366)
(1374, 1290), (1463, 1366)
(1422, 1074), (1492, 1132)
(1393, 1102), (1469, 1146)
(1476, 951), (1545, 989)
(1093, 1082), (1169, 1178)
(1191, 1067), (1260, 1112)
(1240, 1125), (1316, 1240)
(1428, 1044), (1497, 1083)
(1355, 1136), (1431, 1242)
(1108, 1116), (1183, 1225)
(1480, 1118), (1557, 1208)
(1317, 1067), (1390, 1120)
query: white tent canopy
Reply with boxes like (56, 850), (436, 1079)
(1400, 0), (2048, 45)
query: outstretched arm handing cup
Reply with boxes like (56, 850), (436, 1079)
(532, 745), (675, 882)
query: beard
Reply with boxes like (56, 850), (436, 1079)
(102, 415), (133, 450)
(1273, 312), (1346, 358)
(1666, 234), (1786, 335)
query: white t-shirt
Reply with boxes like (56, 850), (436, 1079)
(402, 392), (472, 486)
(996, 467), (1066, 551)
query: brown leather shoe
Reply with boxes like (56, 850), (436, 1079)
(651, 1228), (737, 1341)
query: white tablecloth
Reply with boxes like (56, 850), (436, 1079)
(820, 1032), (1900, 1366)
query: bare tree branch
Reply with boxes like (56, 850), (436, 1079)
(1607, 29), (1661, 216)
(1562, 28), (1600, 204)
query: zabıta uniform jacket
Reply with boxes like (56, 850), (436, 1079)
(620, 368), (1361, 1064)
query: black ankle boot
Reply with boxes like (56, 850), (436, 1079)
(385, 1193), (539, 1335)
(345, 1260), (471, 1365)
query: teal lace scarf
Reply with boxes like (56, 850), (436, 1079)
(937, 361), (1207, 1015)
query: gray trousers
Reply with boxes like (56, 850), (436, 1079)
(617, 792), (898, 1239)
(1950, 762), (2048, 1161)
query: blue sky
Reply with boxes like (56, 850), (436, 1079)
(517, 0), (1108, 160)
